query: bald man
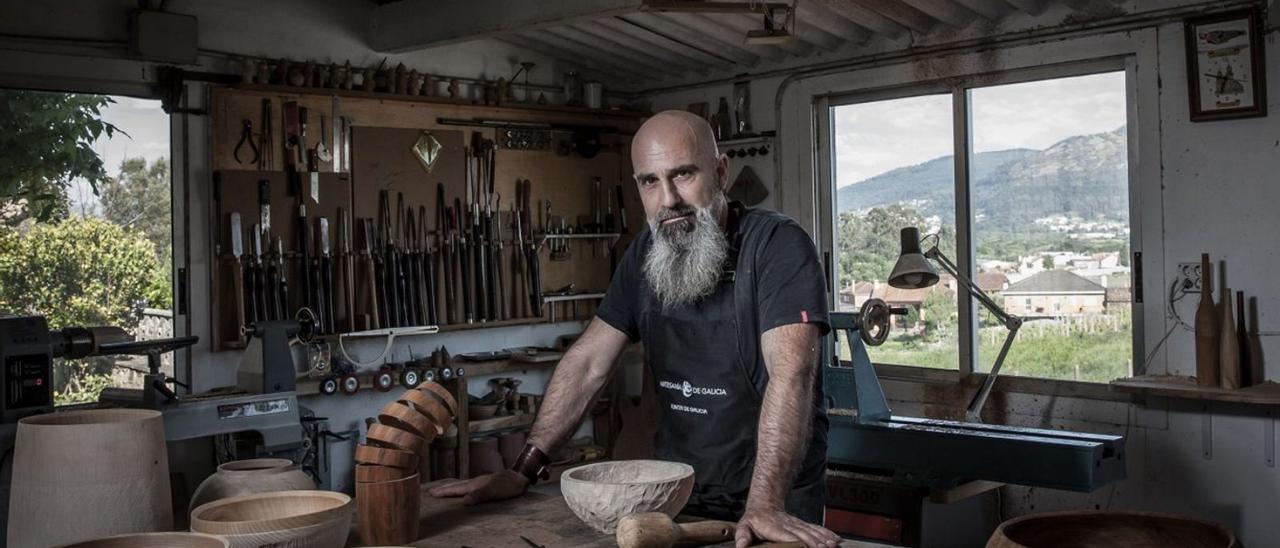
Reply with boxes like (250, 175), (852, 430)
(431, 111), (837, 548)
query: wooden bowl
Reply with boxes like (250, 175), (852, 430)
(987, 511), (1239, 548)
(355, 443), (419, 471)
(190, 490), (353, 548)
(399, 389), (452, 436)
(355, 463), (409, 483)
(55, 532), (229, 548)
(356, 473), (421, 545)
(560, 460), (695, 534)
(468, 403), (499, 419)
(379, 401), (439, 441)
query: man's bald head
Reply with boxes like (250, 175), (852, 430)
(631, 110), (720, 166)
(630, 110), (730, 227)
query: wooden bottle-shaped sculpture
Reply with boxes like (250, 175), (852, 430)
(1220, 288), (1240, 389)
(1237, 291), (1253, 386)
(1194, 254), (1219, 386)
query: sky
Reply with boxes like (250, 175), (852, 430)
(833, 71), (1128, 187)
(67, 96), (170, 216)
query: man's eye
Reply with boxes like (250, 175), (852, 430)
(674, 170), (692, 179)
(640, 178), (657, 186)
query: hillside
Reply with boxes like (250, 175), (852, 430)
(838, 126), (1127, 229)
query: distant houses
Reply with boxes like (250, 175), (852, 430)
(1004, 270), (1106, 318)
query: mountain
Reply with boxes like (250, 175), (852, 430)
(837, 126), (1127, 229)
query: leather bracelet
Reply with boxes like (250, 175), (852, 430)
(511, 443), (551, 486)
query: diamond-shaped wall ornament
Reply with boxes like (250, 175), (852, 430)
(412, 131), (443, 173)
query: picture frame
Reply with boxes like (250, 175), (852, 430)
(1184, 8), (1267, 122)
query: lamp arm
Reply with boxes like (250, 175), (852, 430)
(924, 247), (1017, 329)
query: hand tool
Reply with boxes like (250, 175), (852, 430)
(319, 217), (335, 334)
(251, 224), (268, 324)
(316, 114), (333, 164)
(273, 236), (289, 321)
(456, 197), (473, 323)
(591, 177), (602, 257)
(257, 178), (272, 238)
(242, 223), (260, 325)
(265, 233), (282, 321)
(235, 119), (260, 165)
(296, 204), (313, 320)
(493, 201), (506, 321)
(511, 201), (526, 318)
(378, 191), (400, 327)
(309, 218), (326, 332)
(360, 217), (381, 330)
(405, 206), (422, 326)
(329, 97), (340, 173)
(258, 99), (273, 171)
(283, 101), (302, 194)
(300, 106), (318, 173)
(339, 208), (355, 332)
(395, 193), (411, 326)
(437, 184), (453, 325)
(229, 213), (247, 333)
(615, 513), (736, 548)
(420, 205), (438, 326)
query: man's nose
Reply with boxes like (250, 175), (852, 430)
(659, 178), (683, 209)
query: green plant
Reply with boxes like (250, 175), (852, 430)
(0, 91), (120, 223)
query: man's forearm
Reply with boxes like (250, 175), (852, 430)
(527, 319), (627, 454)
(747, 323), (821, 511)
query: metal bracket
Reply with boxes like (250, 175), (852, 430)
(826, 312), (891, 425)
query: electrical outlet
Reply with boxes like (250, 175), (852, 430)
(1178, 262), (1203, 292)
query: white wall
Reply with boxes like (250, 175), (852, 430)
(649, 3), (1280, 546)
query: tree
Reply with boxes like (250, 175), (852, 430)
(0, 91), (120, 223)
(836, 204), (956, 287)
(0, 217), (161, 328)
(101, 157), (171, 262)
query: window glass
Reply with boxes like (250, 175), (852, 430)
(832, 94), (958, 369)
(968, 72), (1132, 382)
(0, 90), (172, 404)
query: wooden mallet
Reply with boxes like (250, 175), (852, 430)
(616, 513), (806, 548)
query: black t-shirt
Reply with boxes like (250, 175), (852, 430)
(596, 202), (830, 519)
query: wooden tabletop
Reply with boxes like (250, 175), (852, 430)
(351, 482), (881, 548)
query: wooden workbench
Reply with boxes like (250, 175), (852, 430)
(347, 481), (884, 547)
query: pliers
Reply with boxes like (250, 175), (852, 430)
(235, 118), (260, 165)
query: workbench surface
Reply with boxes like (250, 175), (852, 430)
(350, 481), (882, 547)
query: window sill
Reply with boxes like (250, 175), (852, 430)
(865, 362), (1135, 403)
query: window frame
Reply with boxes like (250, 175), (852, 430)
(818, 57), (1144, 393)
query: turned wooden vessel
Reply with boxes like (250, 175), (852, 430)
(987, 511), (1239, 548)
(398, 389), (451, 436)
(355, 443), (419, 471)
(190, 490), (353, 548)
(55, 532), (230, 548)
(561, 460), (695, 534)
(8, 409), (172, 548)
(188, 458), (316, 516)
(356, 472), (421, 545)
(367, 423), (428, 455)
(417, 381), (458, 415)
(379, 400), (439, 440)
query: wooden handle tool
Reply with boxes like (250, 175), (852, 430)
(616, 513), (811, 548)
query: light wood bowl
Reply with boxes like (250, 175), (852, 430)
(379, 400), (439, 441)
(560, 460), (695, 534)
(355, 443), (419, 471)
(55, 532), (230, 548)
(366, 423), (428, 456)
(190, 490), (353, 548)
(355, 463), (410, 483)
(987, 511), (1239, 548)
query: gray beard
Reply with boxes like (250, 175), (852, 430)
(642, 195), (729, 310)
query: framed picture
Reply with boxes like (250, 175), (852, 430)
(1185, 8), (1267, 122)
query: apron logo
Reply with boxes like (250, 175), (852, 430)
(659, 380), (729, 398)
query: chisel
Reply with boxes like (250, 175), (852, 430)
(229, 213), (246, 335)
(274, 237), (289, 321)
(405, 207), (421, 326)
(361, 217), (381, 330)
(437, 184), (453, 325)
(310, 218), (326, 332)
(251, 224), (268, 324)
(456, 197), (473, 323)
(421, 205), (438, 326)
(339, 208), (355, 332)
(296, 204), (313, 321)
(320, 218), (335, 334)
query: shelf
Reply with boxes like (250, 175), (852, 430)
(718, 134), (775, 147)
(1110, 376), (1280, 405)
(542, 293), (605, 303)
(458, 356), (561, 377)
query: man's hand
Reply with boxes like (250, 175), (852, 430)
(734, 505), (840, 548)
(427, 470), (530, 506)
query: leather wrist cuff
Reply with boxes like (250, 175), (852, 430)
(511, 443), (551, 486)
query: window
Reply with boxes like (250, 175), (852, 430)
(828, 67), (1135, 383)
(0, 90), (172, 404)
(832, 93), (959, 370)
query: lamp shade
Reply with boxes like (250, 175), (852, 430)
(888, 227), (940, 289)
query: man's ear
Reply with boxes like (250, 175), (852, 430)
(716, 153), (730, 192)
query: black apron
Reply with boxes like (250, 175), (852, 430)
(639, 207), (826, 524)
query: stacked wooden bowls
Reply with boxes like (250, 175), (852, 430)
(355, 382), (458, 546)
(189, 490), (353, 548)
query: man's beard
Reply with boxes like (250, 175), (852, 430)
(642, 193), (729, 310)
